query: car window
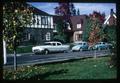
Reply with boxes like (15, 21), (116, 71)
(52, 43), (56, 46)
(78, 43), (82, 45)
(57, 43), (61, 45)
(103, 42), (105, 44)
(83, 43), (86, 45)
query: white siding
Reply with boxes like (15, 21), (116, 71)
(51, 17), (53, 29)
(48, 16), (51, 28)
(26, 14), (54, 29)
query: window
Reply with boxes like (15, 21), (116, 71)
(57, 43), (61, 46)
(52, 43), (56, 46)
(77, 24), (81, 29)
(48, 17), (51, 28)
(46, 32), (51, 41)
(41, 16), (46, 25)
(23, 33), (31, 41)
(83, 43), (86, 45)
(37, 17), (39, 25)
(41, 16), (48, 25)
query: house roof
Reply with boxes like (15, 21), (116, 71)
(104, 9), (116, 25)
(53, 15), (88, 31)
(53, 15), (63, 23)
(26, 3), (51, 16)
(104, 14), (116, 25)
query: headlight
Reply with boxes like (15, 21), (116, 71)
(32, 47), (44, 51)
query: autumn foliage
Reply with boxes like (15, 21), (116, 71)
(88, 11), (105, 46)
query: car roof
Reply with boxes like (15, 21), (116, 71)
(45, 41), (61, 43)
(74, 41), (87, 43)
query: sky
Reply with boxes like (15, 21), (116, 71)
(27, 2), (116, 18)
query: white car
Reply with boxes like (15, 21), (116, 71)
(32, 41), (70, 54)
(71, 41), (89, 52)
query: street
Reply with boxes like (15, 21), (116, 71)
(4, 50), (111, 68)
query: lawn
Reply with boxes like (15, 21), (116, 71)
(7, 45), (33, 54)
(3, 56), (116, 80)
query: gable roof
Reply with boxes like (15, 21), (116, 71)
(104, 14), (116, 25)
(26, 3), (51, 16)
(104, 9), (116, 25)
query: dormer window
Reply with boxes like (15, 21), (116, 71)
(77, 24), (81, 29)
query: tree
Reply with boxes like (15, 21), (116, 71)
(69, 3), (76, 16)
(53, 19), (67, 43)
(103, 25), (116, 42)
(3, 2), (32, 70)
(82, 11), (105, 46)
(54, 2), (76, 43)
(77, 9), (80, 15)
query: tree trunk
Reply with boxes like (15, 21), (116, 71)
(3, 39), (7, 64)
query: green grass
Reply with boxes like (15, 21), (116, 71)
(7, 45), (33, 54)
(3, 56), (116, 80)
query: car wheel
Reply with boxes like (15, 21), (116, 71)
(106, 47), (109, 50)
(44, 49), (49, 55)
(79, 48), (83, 52)
(64, 50), (68, 53)
(35, 52), (38, 55)
(98, 48), (101, 51)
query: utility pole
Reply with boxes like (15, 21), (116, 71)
(3, 39), (7, 64)
(94, 48), (97, 59)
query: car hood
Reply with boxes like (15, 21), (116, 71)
(33, 45), (50, 48)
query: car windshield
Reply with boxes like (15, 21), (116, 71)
(44, 43), (51, 45)
(77, 43), (82, 45)
(96, 42), (101, 44)
(74, 45), (81, 47)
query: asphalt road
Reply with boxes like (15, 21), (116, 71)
(4, 50), (111, 68)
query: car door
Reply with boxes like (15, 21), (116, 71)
(83, 42), (88, 50)
(56, 42), (62, 52)
(51, 43), (58, 52)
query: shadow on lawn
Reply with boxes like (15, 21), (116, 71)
(23, 69), (68, 80)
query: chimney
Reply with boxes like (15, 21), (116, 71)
(110, 9), (114, 15)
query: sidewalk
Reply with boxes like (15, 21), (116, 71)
(7, 53), (34, 57)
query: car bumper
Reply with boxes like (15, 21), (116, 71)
(33, 49), (44, 54)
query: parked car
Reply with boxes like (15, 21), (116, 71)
(32, 41), (70, 54)
(93, 42), (112, 50)
(71, 41), (89, 52)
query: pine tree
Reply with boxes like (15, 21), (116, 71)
(77, 9), (80, 15)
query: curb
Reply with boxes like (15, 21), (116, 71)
(7, 53), (34, 57)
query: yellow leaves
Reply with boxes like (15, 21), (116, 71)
(27, 65), (31, 68)
(13, 35), (16, 40)
(109, 65), (113, 68)
(13, 21), (16, 26)
(15, 9), (18, 13)
(3, 6), (5, 10)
